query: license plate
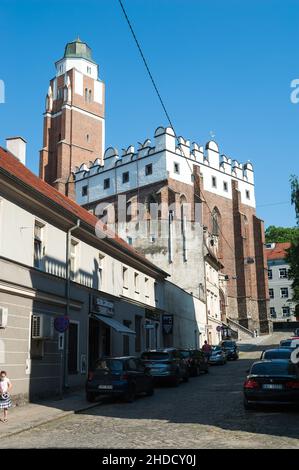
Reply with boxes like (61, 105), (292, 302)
(98, 385), (113, 390)
(262, 384), (283, 390)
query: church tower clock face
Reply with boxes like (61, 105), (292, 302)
(39, 38), (105, 197)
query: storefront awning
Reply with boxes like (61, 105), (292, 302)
(92, 314), (136, 336)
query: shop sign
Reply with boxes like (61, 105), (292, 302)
(145, 309), (160, 322)
(90, 295), (114, 317)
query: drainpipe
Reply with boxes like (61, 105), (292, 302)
(63, 219), (80, 389)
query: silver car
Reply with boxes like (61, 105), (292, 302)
(140, 348), (189, 386)
(209, 346), (227, 365)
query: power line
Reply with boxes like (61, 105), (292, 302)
(257, 201), (289, 208)
(117, 0), (251, 262)
(118, 0), (175, 131)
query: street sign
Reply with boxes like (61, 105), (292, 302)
(54, 316), (70, 333)
(162, 314), (173, 335)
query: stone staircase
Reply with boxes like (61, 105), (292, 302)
(226, 317), (255, 340)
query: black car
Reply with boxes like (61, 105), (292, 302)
(179, 349), (209, 376)
(220, 340), (239, 360)
(140, 348), (189, 386)
(260, 348), (293, 360)
(243, 359), (299, 410)
(86, 356), (154, 403)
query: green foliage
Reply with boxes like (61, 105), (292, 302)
(287, 176), (299, 304)
(265, 225), (298, 243)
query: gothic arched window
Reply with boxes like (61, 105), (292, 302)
(212, 207), (220, 236)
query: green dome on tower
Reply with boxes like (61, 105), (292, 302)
(63, 37), (95, 62)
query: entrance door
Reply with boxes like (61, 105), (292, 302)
(68, 322), (78, 374)
(88, 318), (100, 369)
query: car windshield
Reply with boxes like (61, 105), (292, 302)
(94, 359), (123, 374)
(222, 341), (235, 348)
(251, 362), (295, 376)
(141, 352), (170, 361)
(263, 350), (291, 359)
(179, 351), (191, 358)
(211, 346), (221, 352)
(280, 340), (291, 347)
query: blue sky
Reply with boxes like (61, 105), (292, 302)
(0, 0), (298, 227)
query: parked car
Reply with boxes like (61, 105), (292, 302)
(209, 345), (227, 365)
(220, 340), (239, 360)
(280, 339), (293, 348)
(280, 338), (299, 348)
(140, 348), (189, 386)
(243, 359), (299, 410)
(179, 349), (209, 376)
(260, 348), (293, 360)
(86, 356), (154, 403)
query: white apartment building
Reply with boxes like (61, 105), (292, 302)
(266, 242), (297, 322)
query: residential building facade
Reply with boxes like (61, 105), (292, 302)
(266, 242), (297, 322)
(0, 142), (168, 401)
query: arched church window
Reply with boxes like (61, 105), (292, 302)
(212, 207), (220, 236)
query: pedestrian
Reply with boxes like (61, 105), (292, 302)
(202, 340), (212, 360)
(0, 370), (12, 423)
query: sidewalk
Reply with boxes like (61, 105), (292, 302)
(237, 334), (271, 348)
(0, 390), (101, 439)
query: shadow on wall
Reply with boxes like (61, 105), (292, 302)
(72, 342), (299, 443)
(26, 254), (100, 403)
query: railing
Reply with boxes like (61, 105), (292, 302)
(226, 317), (255, 338)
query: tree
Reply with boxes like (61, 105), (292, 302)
(286, 176), (299, 306)
(265, 225), (298, 243)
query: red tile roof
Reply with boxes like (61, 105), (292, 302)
(0, 146), (167, 277)
(266, 242), (291, 261)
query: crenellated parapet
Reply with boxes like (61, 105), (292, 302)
(74, 125), (254, 186)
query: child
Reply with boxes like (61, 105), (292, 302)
(0, 370), (12, 422)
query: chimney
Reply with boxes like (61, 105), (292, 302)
(6, 137), (26, 165)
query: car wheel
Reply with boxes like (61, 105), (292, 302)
(171, 374), (180, 387)
(123, 386), (136, 403)
(86, 392), (96, 403)
(183, 373), (189, 383)
(146, 385), (154, 396)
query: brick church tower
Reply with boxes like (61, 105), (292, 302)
(39, 38), (105, 196)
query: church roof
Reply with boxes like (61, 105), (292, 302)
(63, 37), (95, 62)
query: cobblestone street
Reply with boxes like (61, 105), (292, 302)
(1, 333), (299, 449)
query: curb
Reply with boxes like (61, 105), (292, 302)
(0, 400), (101, 440)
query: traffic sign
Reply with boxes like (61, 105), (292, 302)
(54, 316), (70, 333)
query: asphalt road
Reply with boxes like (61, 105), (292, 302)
(1, 332), (299, 449)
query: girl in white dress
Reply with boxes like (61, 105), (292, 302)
(0, 371), (12, 422)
